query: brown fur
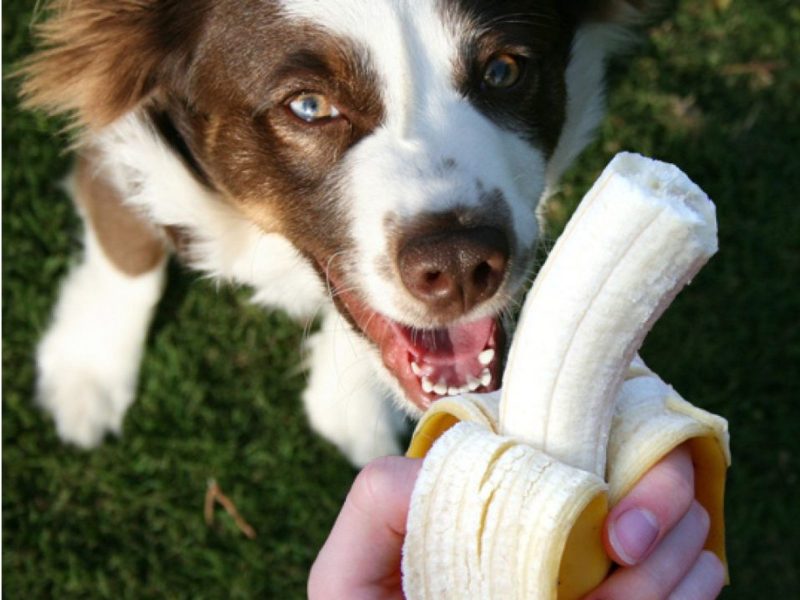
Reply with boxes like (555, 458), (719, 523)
(18, 0), (209, 130)
(74, 152), (166, 275)
(19, 0), (384, 278)
(133, 5), (386, 276)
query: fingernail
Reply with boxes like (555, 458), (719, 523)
(609, 508), (659, 565)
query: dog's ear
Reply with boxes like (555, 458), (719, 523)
(563, 0), (660, 23)
(17, 0), (208, 130)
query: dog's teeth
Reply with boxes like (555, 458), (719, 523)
(478, 348), (495, 366)
(467, 376), (481, 392)
(411, 361), (423, 377)
(422, 377), (434, 394)
(480, 368), (492, 388)
(458, 384), (472, 394)
(447, 387), (460, 396)
(433, 381), (448, 396)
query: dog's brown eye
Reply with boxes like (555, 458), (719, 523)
(287, 92), (341, 123)
(482, 54), (523, 89)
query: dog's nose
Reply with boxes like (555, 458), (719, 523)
(398, 226), (509, 317)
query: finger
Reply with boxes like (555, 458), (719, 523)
(668, 551), (726, 600)
(586, 500), (710, 600)
(605, 444), (695, 566)
(308, 456), (423, 600)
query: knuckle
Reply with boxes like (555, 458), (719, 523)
(664, 452), (695, 504)
(350, 456), (398, 511)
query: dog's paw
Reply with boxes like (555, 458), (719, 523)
(35, 321), (139, 449)
(303, 311), (409, 466)
(32, 249), (164, 448)
(36, 372), (131, 449)
(304, 385), (406, 467)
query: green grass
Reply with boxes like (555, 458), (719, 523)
(4, 1), (799, 597)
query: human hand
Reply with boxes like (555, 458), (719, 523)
(308, 456), (422, 600)
(309, 445), (725, 600)
(585, 444), (726, 599)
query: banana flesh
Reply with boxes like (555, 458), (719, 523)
(500, 152), (718, 477)
(401, 153), (730, 599)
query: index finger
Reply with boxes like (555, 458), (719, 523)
(308, 456), (423, 599)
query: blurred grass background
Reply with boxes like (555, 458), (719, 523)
(3, 0), (799, 597)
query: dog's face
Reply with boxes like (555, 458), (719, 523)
(24, 0), (643, 413)
(176, 0), (573, 411)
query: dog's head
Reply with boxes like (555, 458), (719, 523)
(21, 0), (649, 413)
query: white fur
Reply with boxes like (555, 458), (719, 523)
(546, 24), (635, 190)
(36, 219), (166, 447)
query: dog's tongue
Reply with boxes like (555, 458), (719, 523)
(395, 317), (495, 363)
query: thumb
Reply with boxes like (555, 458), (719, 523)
(604, 444), (695, 566)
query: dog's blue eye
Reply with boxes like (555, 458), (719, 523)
(288, 93), (341, 122)
(483, 54), (522, 89)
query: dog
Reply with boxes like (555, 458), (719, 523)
(21, 0), (647, 466)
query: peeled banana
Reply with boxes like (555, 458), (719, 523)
(402, 153), (730, 599)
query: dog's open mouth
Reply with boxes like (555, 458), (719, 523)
(332, 282), (504, 412)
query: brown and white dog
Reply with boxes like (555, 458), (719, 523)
(22, 0), (646, 465)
